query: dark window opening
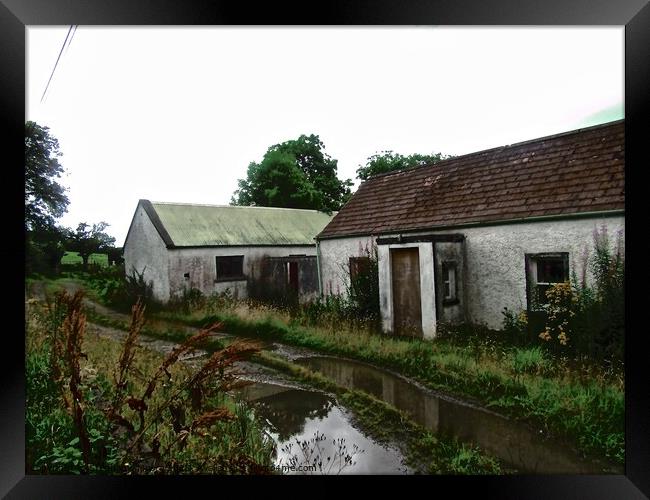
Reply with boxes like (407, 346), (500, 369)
(183, 272), (190, 279)
(441, 261), (458, 305)
(216, 255), (245, 281)
(349, 257), (371, 280)
(526, 253), (569, 310)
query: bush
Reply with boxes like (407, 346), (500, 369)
(86, 266), (160, 312)
(535, 226), (624, 363)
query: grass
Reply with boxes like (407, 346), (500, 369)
(61, 251), (109, 267)
(33, 277), (625, 467)
(25, 291), (275, 475)
(156, 303), (624, 466)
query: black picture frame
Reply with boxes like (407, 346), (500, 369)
(4, 1), (648, 497)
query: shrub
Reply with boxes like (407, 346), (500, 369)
(169, 287), (207, 315)
(535, 226), (624, 363)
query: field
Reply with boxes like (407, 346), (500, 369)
(61, 251), (109, 266)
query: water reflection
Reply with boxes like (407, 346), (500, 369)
(236, 383), (408, 474)
(297, 356), (621, 474)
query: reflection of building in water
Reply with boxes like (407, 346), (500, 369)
(303, 357), (441, 434)
(298, 357), (619, 474)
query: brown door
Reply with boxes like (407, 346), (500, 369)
(391, 248), (423, 337)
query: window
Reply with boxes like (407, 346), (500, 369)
(215, 255), (244, 281)
(441, 261), (458, 305)
(349, 257), (371, 280)
(525, 253), (569, 310)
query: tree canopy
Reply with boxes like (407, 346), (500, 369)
(356, 151), (452, 181)
(67, 222), (116, 269)
(25, 121), (69, 231)
(231, 134), (352, 213)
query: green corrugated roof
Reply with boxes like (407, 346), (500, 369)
(148, 201), (335, 246)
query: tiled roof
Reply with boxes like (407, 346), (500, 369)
(318, 120), (624, 239)
(135, 201), (335, 247)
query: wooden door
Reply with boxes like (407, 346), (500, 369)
(391, 248), (423, 337)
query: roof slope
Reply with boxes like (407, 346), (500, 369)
(318, 120), (624, 239)
(139, 201), (335, 247)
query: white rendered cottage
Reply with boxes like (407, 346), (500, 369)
(316, 120), (625, 338)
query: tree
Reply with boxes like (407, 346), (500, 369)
(25, 121), (69, 231)
(231, 134), (352, 213)
(68, 222), (116, 270)
(26, 224), (71, 276)
(356, 151), (452, 181)
(107, 247), (124, 266)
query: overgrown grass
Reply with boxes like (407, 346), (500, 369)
(34, 277), (624, 466)
(25, 292), (275, 475)
(156, 305), (624, 466)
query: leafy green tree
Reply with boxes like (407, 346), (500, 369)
(231, 134), (352, 212)
(25, 121), (69, 231)
(68, 222), (116, 270)
(356, 151), (452, 181)
(26, 225), (72, 276)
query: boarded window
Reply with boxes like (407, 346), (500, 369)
(441, 261), (458, 305)
(525, 253), (569, 310)
(216, 255), (245, 281)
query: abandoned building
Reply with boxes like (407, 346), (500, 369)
(123, 200), (335, 303)
(316, 120), (625, 338)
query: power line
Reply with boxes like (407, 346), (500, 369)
(65, 25), (78, 55)
(40, 25), (75, 104)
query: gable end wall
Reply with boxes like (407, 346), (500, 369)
(123, 204), (171, 302)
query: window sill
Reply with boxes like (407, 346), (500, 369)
(442, 298), (459, 307)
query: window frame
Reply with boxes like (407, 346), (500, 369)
(215, 255), (246, 282)
(525, 252), (569, 311)
(441, 260), (459, 306)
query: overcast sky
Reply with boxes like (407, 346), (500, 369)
(26, 26), (624, 246)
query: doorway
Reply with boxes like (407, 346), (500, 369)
(391, 247), (423, 337)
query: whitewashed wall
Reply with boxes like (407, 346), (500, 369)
(167, 246), (316, 300)
(318, 215), (624, 332)
(319, 235), (377, 296)
(123, 204), (171, 302)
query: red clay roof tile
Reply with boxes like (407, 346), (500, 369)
(318, 120), (624, 239)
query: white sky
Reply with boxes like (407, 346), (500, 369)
(26, 26), (624, 246)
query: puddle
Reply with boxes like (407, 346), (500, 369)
(296, 356), (621, 474)
(235, 383), (409, 475)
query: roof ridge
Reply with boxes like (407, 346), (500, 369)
(145, 200), (332, 214)
(363, 119), (624, 183)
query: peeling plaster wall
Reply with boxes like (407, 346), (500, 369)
(167, 246), (316, 300)
(123, 204), (170, 302)
(319, 236), (377, 296)
(318, 215), (624, 332)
